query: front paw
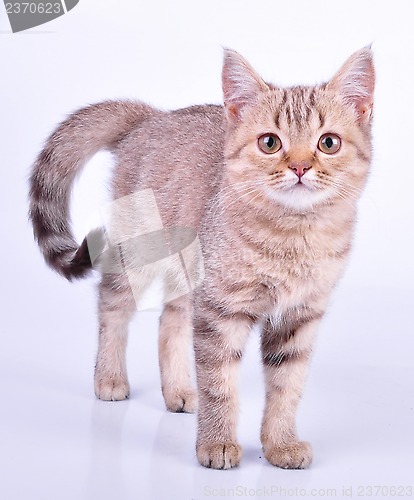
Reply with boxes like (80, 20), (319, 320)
(263, 441), (312, 469)
(94, 373), (130, 401)
(196, 441), (242, 470)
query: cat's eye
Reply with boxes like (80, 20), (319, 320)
(258, 133), (282, 154)
(318, 133), (341, 154)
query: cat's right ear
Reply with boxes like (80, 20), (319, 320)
(222, 49), (269, 123)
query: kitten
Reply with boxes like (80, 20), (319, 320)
(29, 47), (375, 470)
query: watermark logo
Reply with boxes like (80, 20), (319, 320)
(86, 189), (205, 311)
(4, 0), (78, 32)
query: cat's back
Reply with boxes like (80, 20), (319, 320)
(113, 104), (225, 229)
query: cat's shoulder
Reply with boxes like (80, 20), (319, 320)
(172, 104), (223, 120)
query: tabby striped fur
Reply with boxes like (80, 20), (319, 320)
(29, 48), (375, 470)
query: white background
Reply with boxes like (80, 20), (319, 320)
(1, 1), (413, 499)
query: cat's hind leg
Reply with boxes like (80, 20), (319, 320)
(158, 295), (197, 413)
(94, 272), (136, 401)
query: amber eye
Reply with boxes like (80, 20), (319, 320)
(318, 133), (341, 154)
(258, 133), (282, 154)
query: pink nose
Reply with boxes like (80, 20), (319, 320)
(289, 161), (311, 179)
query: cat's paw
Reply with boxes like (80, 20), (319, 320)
(94, 374), (130, 401)
(263, 441), (312, 469)
(163, 388), (198, 413)
(197, 442), (242, 469)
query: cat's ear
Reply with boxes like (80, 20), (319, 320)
(222, 49), (269, 122)
(327, 47), (375, 123)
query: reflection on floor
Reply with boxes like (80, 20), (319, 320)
(2, 287), (413, 500)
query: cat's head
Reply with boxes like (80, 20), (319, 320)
(221, 48), (375, 213)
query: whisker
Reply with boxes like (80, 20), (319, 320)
(209, 180), (259, 214)
(217, 186), (263, 216)
(315, 174), (362, 201)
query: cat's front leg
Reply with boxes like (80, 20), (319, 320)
(193, 305), (253, 469)
(260, 313), (321, 469)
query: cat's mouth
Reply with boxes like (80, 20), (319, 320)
(264, 178), (331, 210)
(293, 179), (312, 190)
(281, 178), (319, 196)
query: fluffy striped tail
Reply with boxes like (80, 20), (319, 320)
(29, 100), (154, 280)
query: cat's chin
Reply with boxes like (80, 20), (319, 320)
(264, 184), (332, 212)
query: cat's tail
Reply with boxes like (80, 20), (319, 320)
(29, 100), (155, 280)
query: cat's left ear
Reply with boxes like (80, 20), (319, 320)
(222, 49), (270, 123)
(327, 47), (375, 124)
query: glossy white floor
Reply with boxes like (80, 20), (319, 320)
(2, 280), (413, 500)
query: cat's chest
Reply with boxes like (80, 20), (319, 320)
(219, 225), (350, 315)
(252, 227), (342, 277)
(257, 243), (339, 306)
